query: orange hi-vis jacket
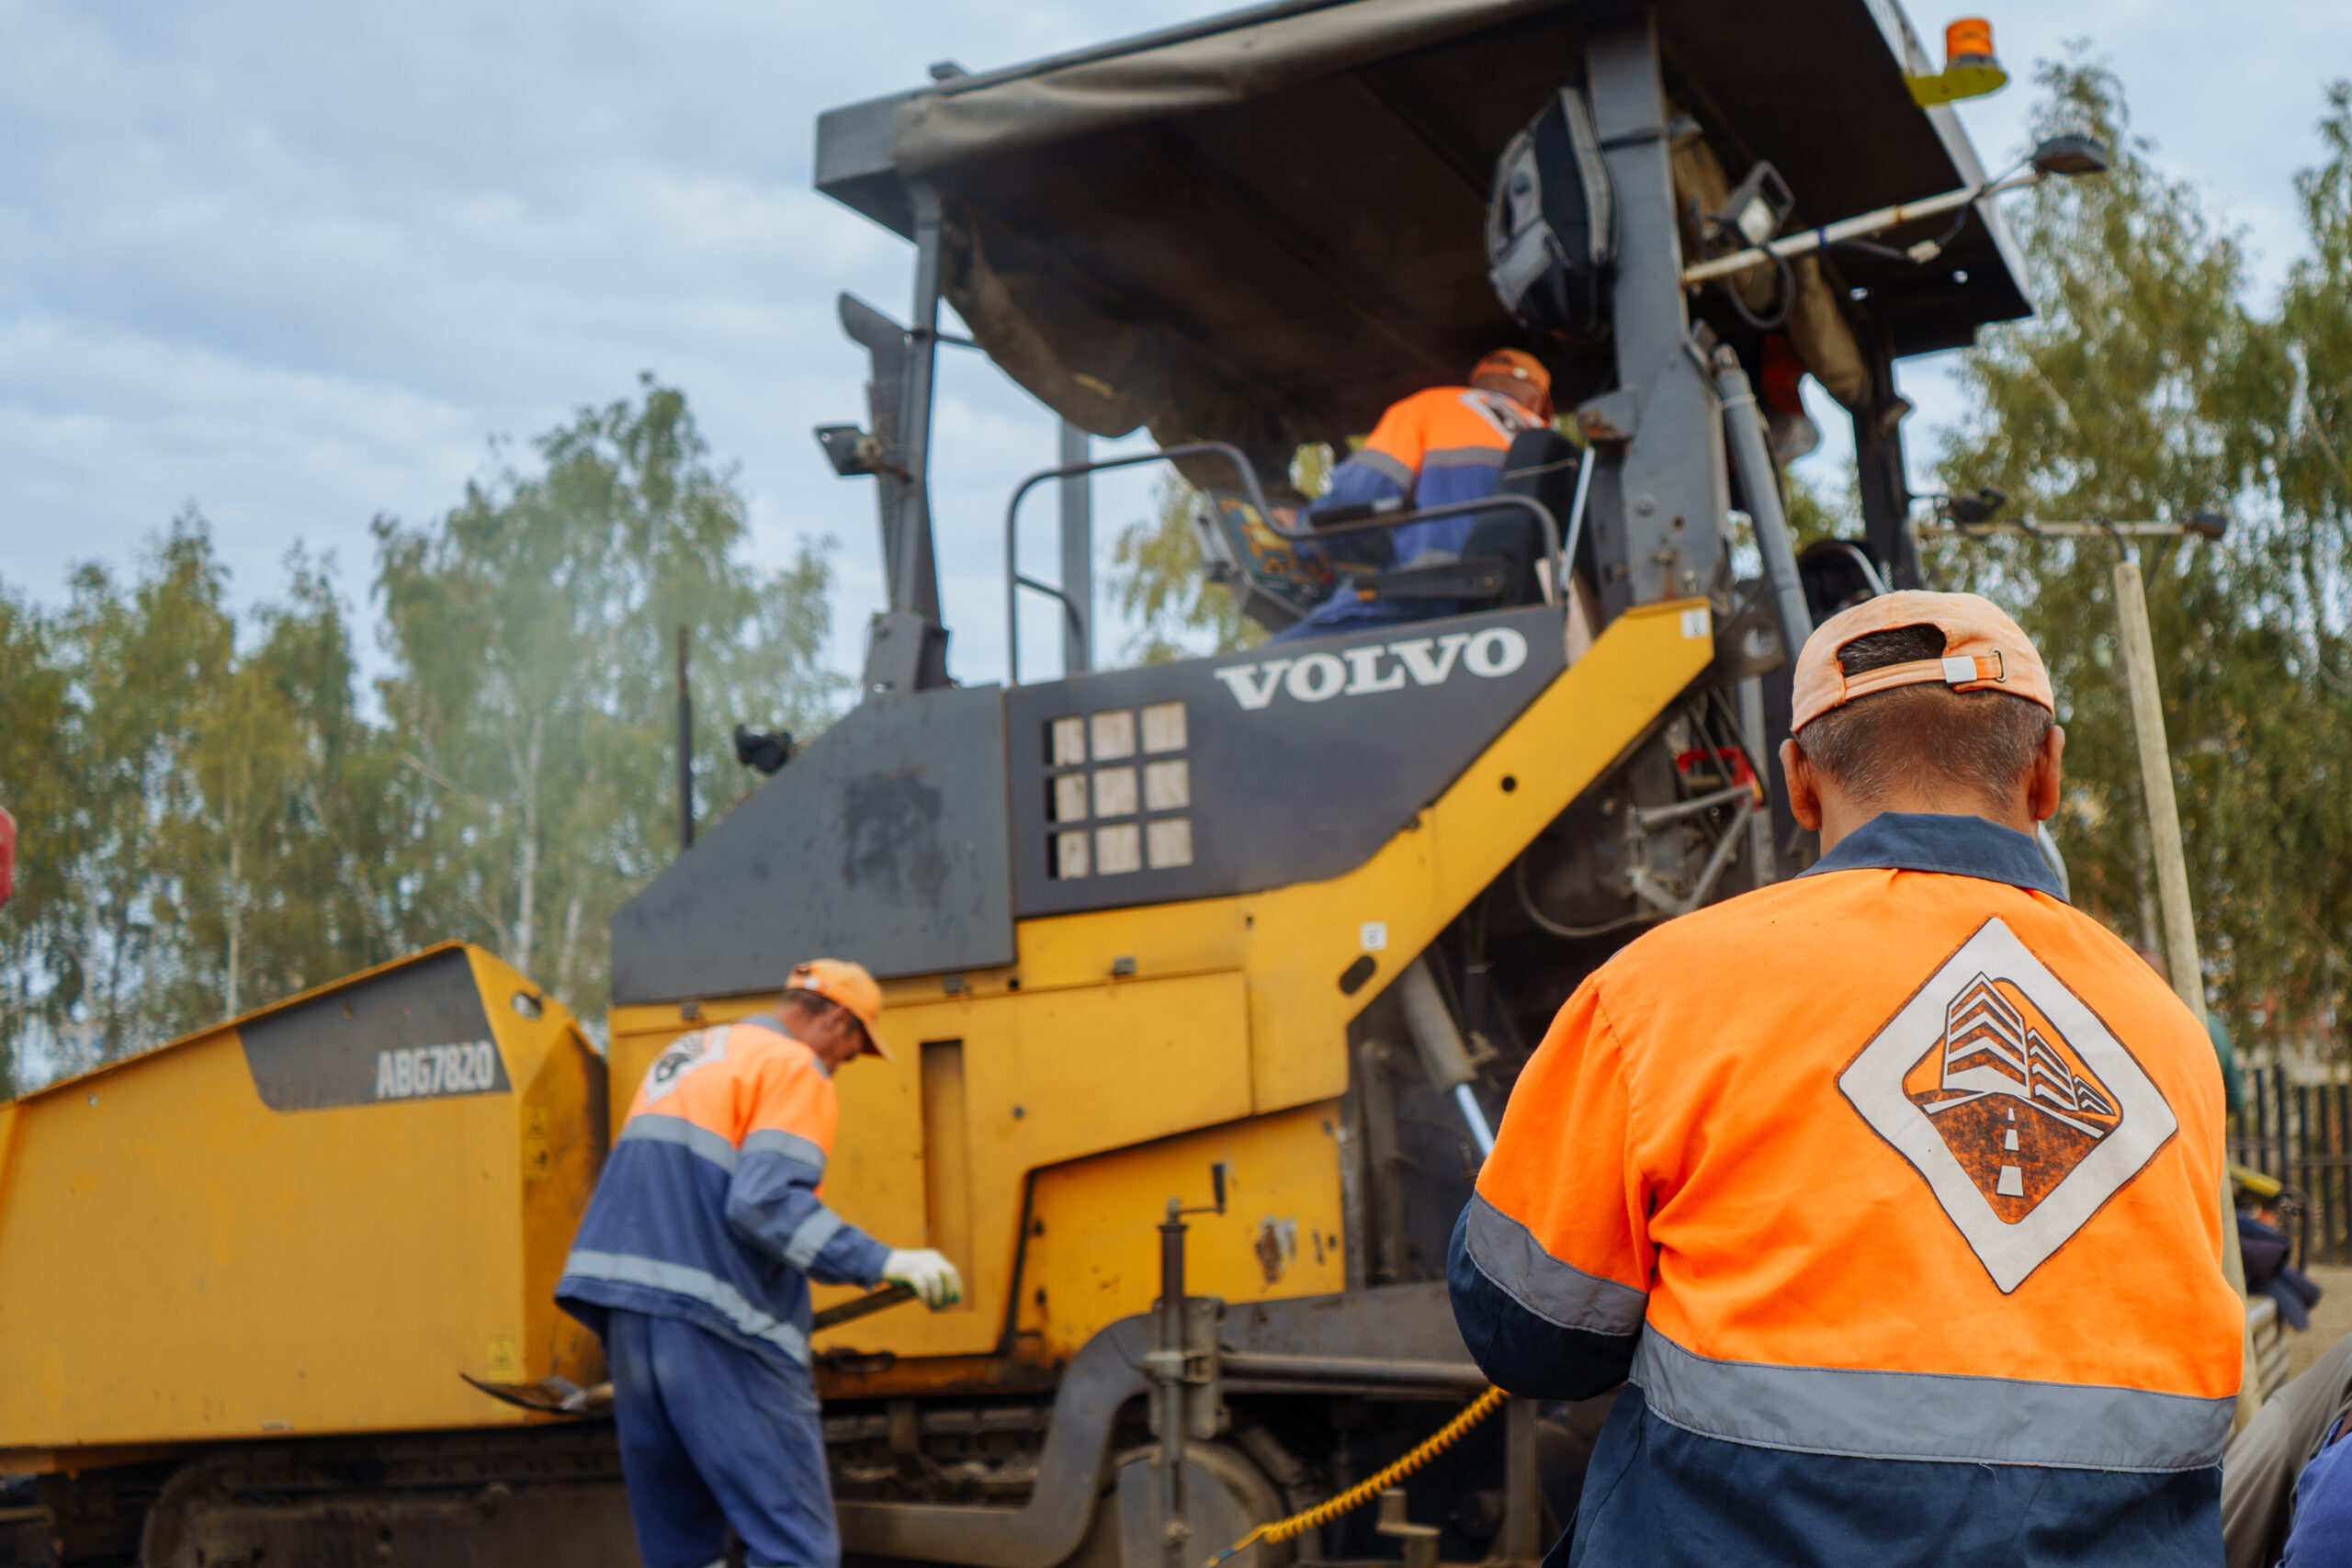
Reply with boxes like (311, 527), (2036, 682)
(1450, 812), (2243, 1567)
(1333, 385), (1545, 521)
(558, 1015), (889, 1370)
(1285, 385), (1546, 637)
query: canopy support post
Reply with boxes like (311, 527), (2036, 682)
(863, 179), (953, 697)
(1854, 320), (1924, 589)
(1584, 9), (1728, 619)
(1058, 422), (1092, 676)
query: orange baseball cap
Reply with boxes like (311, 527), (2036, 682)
(1471, 349), (1554, 419)
(1791, 590), (2053, 732)
(786, 958), (892, 1061)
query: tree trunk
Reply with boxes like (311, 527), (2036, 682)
(225, 834), (243, 1019)
(556, 892), (582, 1003)
(512, 714), (545, 969)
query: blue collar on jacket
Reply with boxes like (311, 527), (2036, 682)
(1798, 811), (2066, 902)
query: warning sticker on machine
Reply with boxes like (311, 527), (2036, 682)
(375, 1041), (503, 1100)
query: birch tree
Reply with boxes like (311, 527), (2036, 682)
(373, 377), (841, 1025)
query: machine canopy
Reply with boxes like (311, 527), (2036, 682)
(816, 0), (2030, 480)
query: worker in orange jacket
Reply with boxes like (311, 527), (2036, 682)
(1450, 592), (2242, 1566)
(1271, 349), (1554, 640)
(559, 960), (961, 1568)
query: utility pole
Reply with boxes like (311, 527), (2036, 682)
(2104, 545), (2265, 1430)
(2110, 555), (2204, 1024)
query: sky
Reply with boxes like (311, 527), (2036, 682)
(4, 0), (2349, 696)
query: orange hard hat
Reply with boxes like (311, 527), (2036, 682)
(1470, 349), (1554, 419)
(785, 958), (892, 1061)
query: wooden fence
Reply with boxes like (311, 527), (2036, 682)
(2232, 1065), (2352, 1267)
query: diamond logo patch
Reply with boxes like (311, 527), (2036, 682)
(1839, 917), (2177, 1292)
(642, 1026), (727, 1105)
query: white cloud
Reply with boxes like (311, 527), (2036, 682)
(0, 315), (485, 606)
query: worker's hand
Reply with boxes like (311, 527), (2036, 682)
(883, 1248), (963, 1310)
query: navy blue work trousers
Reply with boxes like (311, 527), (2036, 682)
(605, 1309), (836, 1568)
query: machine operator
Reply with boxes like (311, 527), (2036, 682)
(1451, 592), (2242, 1566)
(558, 960), (964, 1568)
(1271, 349), (1554, 641)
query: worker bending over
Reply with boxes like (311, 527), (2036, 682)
(1451, 592), (2241, 1565)
(558, 960), (962, 1568)
(1272, 349), (1553, 640)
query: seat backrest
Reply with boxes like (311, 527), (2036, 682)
(1466, 427), (1593, 604)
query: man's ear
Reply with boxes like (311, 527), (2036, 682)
(1780, 738), (1823, 832)
(2028, 723), (2066, 823)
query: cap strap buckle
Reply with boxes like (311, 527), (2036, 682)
(1939, 650), (2007, 685)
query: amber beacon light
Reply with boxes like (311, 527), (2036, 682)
(1907, 17), (2010, 106)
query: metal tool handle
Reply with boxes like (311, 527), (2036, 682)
(812, 1281), (918, 1332)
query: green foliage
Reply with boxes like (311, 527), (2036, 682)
(0, 379), (838, 1089)
(170, 546), (420, 1028)
(1933, 61), (2351, 1044)
(0, 582), (82, 1097)
(2256, 77), (2352, 1040)
(1783, 467), (1851, 554)
(0, 518), (413, 1081)
(375, 377), (840, 1012)
(1105, 479), (1262, 664)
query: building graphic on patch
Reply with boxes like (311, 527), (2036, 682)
(1905, 973), (2121, 1220)
(1841, 917), (2176, 1292)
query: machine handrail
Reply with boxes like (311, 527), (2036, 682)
(1004, 442), (1273, 686)
(1004, 444), (1568, 684)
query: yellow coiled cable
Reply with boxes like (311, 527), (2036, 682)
(1202, 1385), (1508, 1568)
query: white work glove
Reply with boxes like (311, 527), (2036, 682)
(882, 1248), (964, 1310)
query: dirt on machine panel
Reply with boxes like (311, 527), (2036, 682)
(0, 942), (606, 1468)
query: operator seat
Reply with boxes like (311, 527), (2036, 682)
(1459, 426), (1594, 607)
(1193, 426), (1594, 634)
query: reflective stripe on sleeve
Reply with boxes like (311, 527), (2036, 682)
(1632, 1329), (2233, 1472)
(742, 1127), (826, 1172)
(561, 1249), (809, 1365)
(1347, 448), (1416, 491)
(782, 1208), (847, 1270)
(621, 1112), (738, 1172)
(1419, 445), (1510, 470)
(1464, 1192), (1647, 1337)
